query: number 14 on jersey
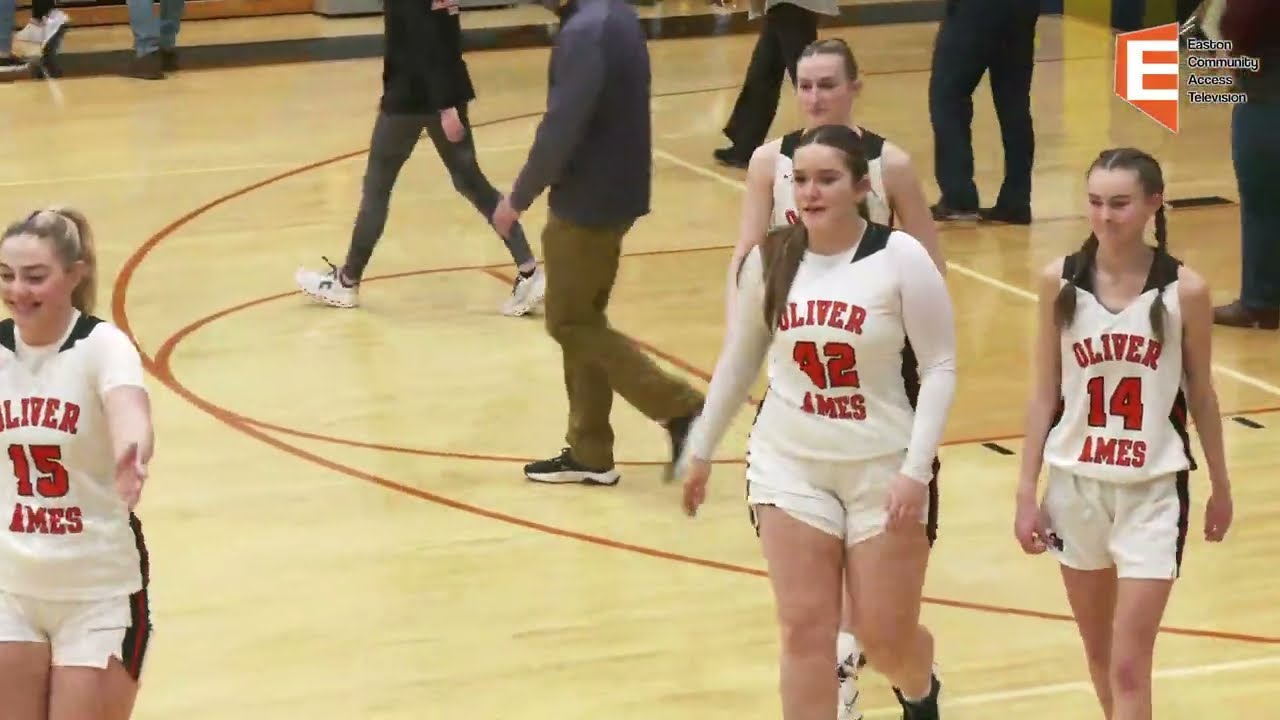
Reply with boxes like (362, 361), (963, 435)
(1078, 375), (1148, 468)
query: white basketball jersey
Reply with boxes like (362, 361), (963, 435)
(1043, 252), (1195, 483)
(771, 127), (892, 229)
(749, 223), (924, 465)
(0, 312), (149, 601)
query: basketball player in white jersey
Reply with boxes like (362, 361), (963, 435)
(724, 38), (946, 720)
(1015, 148), (1233, 720)
(0, 207), (154, 719)
(682, 125), (955, 720)
(726, 37), (944, 320)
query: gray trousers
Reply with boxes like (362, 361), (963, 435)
(343, 106), (534, 281)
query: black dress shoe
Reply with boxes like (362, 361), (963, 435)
(1213, 299), (1279, 329)
(124, 51), (164, 80)
(978, 206), (1032, 225)
(713, 147), (750, 169)
(930, 202), (979, 221)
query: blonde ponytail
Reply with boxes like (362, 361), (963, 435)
(49, 207), (97, 315)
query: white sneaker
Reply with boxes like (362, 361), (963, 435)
(295, 257), (358, 308)
(14, 22), (44, 44)
(837, 652), (865, 720)
(15, 10), (68, 49)
(42, 10), (70, 50)
(501, 266), (545, 317)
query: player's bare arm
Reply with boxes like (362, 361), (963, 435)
(1177, 265), (1229, 494)
(1018, 258), (1067, 497)
(881, 141), (945, 275)
(726, 142), (780, 320)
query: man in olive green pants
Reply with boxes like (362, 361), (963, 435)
(491, 0), (703, 485)
(532, 214), (705, 483)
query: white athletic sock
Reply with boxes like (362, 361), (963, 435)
(837, 631), (859, 663)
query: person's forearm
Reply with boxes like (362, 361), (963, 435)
(1017, 396), (1058, 498)
(1187, 380), (1230, 492)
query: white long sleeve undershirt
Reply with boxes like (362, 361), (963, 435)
(683, 231), (957, 483)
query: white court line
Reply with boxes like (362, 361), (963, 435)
(859, 653), (1280, 716)
(653, 148), (1280, 400)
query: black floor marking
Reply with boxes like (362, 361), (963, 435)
(1167, 196), (1235, 209)
(982, 442), (1015, 456)
(1232, 416), (1264, 429)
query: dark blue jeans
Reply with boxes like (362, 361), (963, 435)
(1231, 100), (1280, 309)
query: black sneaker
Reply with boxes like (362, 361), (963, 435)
(524, 448), (620, 486)
(661, 406), (701, 483)
(713, 147), (750, 170)
(892, 673), (941, 719)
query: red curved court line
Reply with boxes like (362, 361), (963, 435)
(148, 261), (1066, 463)
(108, 109), (1280, 647)
(147, 257), (1280, 464)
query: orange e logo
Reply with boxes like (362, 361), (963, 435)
(1115, 23), (1181, 134)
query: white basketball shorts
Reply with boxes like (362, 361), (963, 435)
(1042, 467), (1191, 579)
(745, 447), (939, 546)
(0, 588), (152, 679)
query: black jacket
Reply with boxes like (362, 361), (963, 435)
(379, 0), (477, 114)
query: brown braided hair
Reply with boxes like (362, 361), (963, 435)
(1054, 148), (1170, 342)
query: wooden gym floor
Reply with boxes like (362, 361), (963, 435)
(1, 14), (1277, 720)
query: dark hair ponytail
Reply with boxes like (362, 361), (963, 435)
(1055, 147), (1169, 340)
(761, 224), (808, 329)
(1148, 203), (1169, 343)
(1054, 232), (1099, 331)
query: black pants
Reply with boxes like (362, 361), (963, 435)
(1176, 0), (1200, 23)
(722, 1), (818, 155)
(1232, 100), (1280, 309)
(342, 106), (535, 281)
(928, 0), (1039, 212)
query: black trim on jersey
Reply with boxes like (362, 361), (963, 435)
(1170, 389), (1198, 471)
(851, 222), (893, 263)
(1173, 470), (1190, 576)
(779, 130), (803, 159)
(0, 314), (104, 354)
(1061, 249), (1183, 296)
(121, 511), (154, 681)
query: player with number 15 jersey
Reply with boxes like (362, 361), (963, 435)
(0, 207), (155, 719)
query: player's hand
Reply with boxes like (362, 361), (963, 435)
(115, 443), (147, 510)
(1204, 487), (1233, 542)
(681, 457), (711, 517)
(440, 107), (465, 143)
(492, 195), (519, 239)
(1014, 491), (1050, 554)
(885, 474), (927, 532)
